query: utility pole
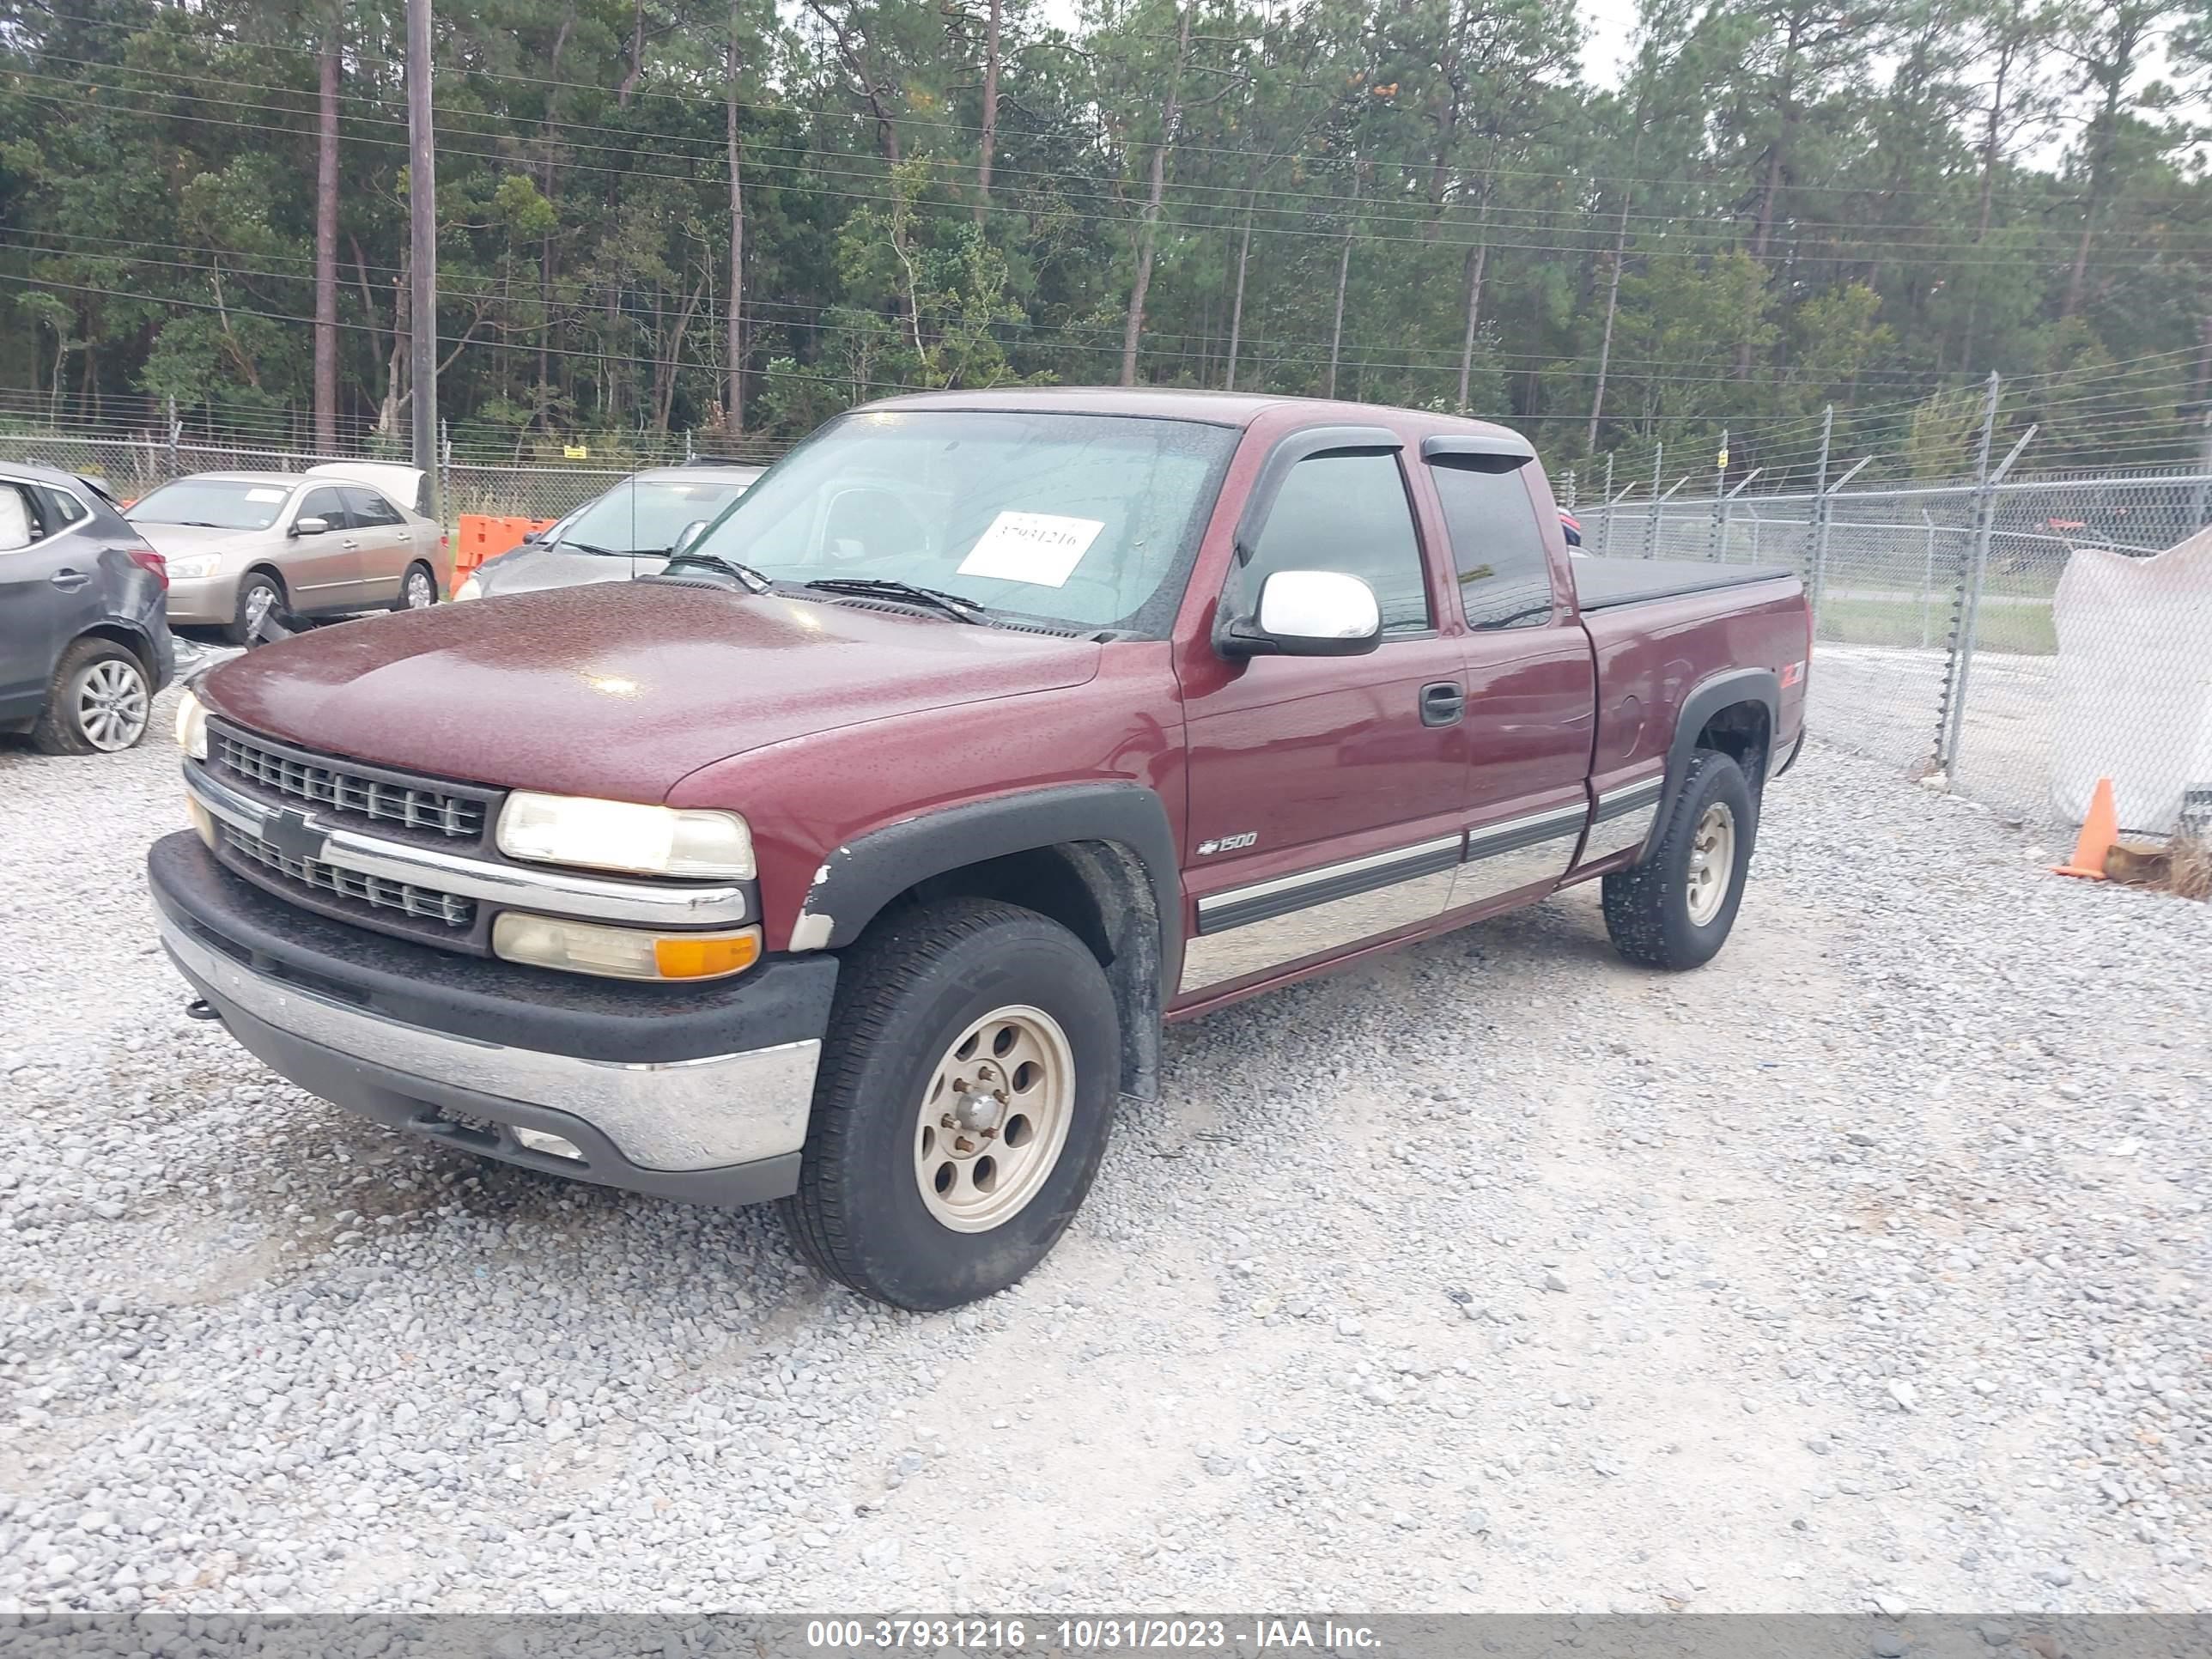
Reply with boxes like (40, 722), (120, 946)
(407, 0), (440, 518)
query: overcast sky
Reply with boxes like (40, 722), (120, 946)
(1577, 0), (1642, 90)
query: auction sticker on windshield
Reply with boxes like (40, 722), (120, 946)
(246, 489), (288, 502)
(956, 510), (1105, 588)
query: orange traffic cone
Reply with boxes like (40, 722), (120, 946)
(2054, 777), (2118, 879)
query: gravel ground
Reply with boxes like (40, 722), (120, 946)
(1, 698), (2208, 1617)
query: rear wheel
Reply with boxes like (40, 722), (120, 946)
(228, 571), (283, 646)
(31, 639), (151, 756)
(780, 899), (1120, 1310)
(1601, 749), (1755, 970)
(395, 562), (439, 612)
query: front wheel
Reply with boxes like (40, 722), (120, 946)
(1601, 749), (1756, 970)
(780, 899), (1120, 1311)
(228, 572), (283, 647)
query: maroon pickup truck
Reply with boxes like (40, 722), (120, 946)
(152, 389), (1808, 1310)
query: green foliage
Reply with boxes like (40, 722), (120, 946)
(0, 0), (2198, 479)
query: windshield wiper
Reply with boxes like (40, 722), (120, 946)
(803, 577), (991, 625)
(554, 539), (627, 557)
(662, 548), (773, 592)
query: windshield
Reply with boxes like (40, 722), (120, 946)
(128, 478), (294, 531)
(688, 410), (1237, 635)
(555, 476), (757, 555)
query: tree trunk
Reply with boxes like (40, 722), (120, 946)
(1120, 0), (1193, 386)
(1586, 190), (1631, 452)
(618, 0), (647, 106)
(726, 4), (746, 431)
(1326, 168), (1358, 398)
(975, 0), (1000, 221)
(1455, 240), (1487, 412)
(313, 22), (341, 451)
(1224, 162), (1255, 392)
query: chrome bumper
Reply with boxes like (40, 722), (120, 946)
(159, 909), (818, 1171)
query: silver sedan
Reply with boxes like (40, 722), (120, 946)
(130, 465), (450, 644)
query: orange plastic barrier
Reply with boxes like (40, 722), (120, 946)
(455, 515), (556, 573)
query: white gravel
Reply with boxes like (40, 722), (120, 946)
(1, 700), (2208, 1615)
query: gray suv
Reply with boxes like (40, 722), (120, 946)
(0, 461), (177, 754)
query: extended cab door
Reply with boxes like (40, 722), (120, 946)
(1419, 438), (1597, 915)
(1176, 431), (1473, 999)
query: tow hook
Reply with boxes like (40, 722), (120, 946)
(184, 998), (221, 1023)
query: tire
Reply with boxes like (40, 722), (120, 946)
(394, 561), (439, 612)
(1601, 749), (1755, 970)
(228, 570), (284, 647)
(780, 898), (1121, 1311)
(30, 638), (152, 756)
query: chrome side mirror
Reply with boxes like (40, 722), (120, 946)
(292, 515), (330, 537)
(1218, 569), (1383, 659)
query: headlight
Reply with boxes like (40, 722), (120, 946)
(167, 555), (222, 581)
(454, 573), (483, 601)
(174, 688), (209, 760)
(492, 914), (761, 981)
(495, 792), (755, 879)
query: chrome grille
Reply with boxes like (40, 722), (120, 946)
(212, 730), (487, 840)
(220, 823), (476, 930)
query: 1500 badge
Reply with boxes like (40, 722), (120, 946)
(1196, 831), (1258, 855)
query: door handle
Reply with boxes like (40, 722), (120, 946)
(341, 537), (361, 550)
(48, 568), (90, 592)
(1419, 681), (1465, 727)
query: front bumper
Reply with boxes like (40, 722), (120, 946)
(164, 574), (237, 628)
(149, 832), (836, 1207)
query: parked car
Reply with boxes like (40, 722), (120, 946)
(152, 389), (1809, 1310)
(454, 461), (764, 601)
(1560, 509), (1583, 547)
(127, 465), (448, 643)
(0, 459), (176, 754)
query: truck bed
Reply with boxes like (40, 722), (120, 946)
(1572, 556), (1798, 611)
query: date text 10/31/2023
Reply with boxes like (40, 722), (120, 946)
(803, 1620), (1383, 1651)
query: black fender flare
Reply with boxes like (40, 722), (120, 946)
(793, 780), (1184, 1006)
(1661, 666), (1780, 833)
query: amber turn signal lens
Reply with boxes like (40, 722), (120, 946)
(653, 930), (762, 980)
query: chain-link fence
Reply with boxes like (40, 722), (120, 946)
(1579, 465), (2212, 835)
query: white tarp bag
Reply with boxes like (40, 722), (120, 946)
(2051, 526), (2212, 833)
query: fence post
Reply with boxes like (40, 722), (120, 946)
(438, 418), (453, 527)
(1919, 508), (1938, 649)
(1806, 406), (1833, 624)
(1601, 454), (1614, 554)
(1711, 429), (1728, 562)
(1562, 469), (1576, 512)
(1646, 441), (1662, 559)
(166, 396), (180, 477)
(1936, 375), (2040, 777)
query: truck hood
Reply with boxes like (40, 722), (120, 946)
(200, 580), (1103, 801)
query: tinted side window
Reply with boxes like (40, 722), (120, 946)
(39, 488), (87, 527)
(1431, 459), (1553, 629)
(343, 487), (403, 526)
(1244, 452), (1431, 634)
(298, 487), (349, 530)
